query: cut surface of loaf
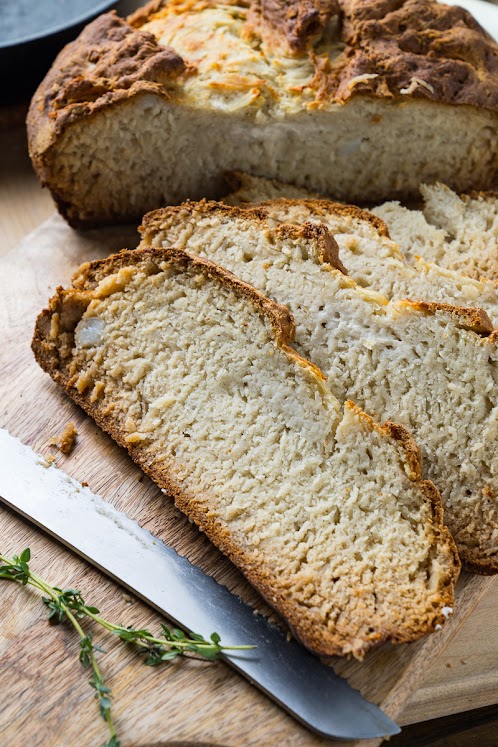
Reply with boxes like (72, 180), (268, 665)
(27, 1), (498, 226)
(32, 249), (458, 657)
(140, 202), (498, 573)
(373, 183), (498, 282)
(224, 171), (321, 206)
(224, 175), (498, 326)
(224, 171), (323, 205)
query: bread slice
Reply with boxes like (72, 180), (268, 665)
(225, 173), (498, 325)
(32, 248), (458, 657)
(260, 199), (498, 327)
(374, 183), (498, 282)
(27, 2), (498, 226)
(140, 202), (498, 573)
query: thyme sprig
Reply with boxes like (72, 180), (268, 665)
(0, 549), (253, 747)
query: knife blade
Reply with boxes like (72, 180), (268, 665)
(0, 428), (399, 741)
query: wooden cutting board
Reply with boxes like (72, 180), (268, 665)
(0, 215), (494, 747)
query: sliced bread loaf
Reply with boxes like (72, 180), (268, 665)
(260, 199), (498, 326)
(140, 202), (498, 573)
(27, 2), (498, 226)
(32, 248), (458, 657)
(225, 174), (498, 324)
(373, 183), (498, 282)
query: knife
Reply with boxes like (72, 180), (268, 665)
(0, 428), (399, 741)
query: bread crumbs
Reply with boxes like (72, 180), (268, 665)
(48, 421), (78, 455)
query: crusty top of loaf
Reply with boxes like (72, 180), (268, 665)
(28, 0), (498, 155)
(28, 13), (186, 158)
(134, 0), (498, 111)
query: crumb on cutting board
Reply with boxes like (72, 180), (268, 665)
(48, 421), (78, 455)
(38, 454), (57, 468)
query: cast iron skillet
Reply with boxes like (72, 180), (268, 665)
(0, 1), (117, 104)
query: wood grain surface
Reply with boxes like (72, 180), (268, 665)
(0, 124), (497, 747)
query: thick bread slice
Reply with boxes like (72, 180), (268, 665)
(225, 174), (498, 325)
(32, 248), (458, 657)
(140, 203), (498, 573)
(374, 183), (498, 282)
(27, 2), (498, 226)
(259, 199), (498, 326)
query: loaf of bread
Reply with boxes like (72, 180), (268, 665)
(27, 1), (498, 226)
(32, 248), (458, 657)
(224, 173), (498, 324)
(140, 202), (498, 573)
(373, 183), (498, 282)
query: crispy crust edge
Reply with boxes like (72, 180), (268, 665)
(26, 11), (185, 229)
(133, 0), (498, 112)
(32, 244), (459, 656)
(140, 199), (498, 340)
(401, 299), (494, 336)
(257, 197), (392, 238)
(139, 199), (349, 274)
(223, 171), (392, 238)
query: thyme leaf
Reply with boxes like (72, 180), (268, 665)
(0, 548), (254, 746)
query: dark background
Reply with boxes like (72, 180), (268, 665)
(0, 0), (141, 104)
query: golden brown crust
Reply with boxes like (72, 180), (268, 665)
(131, 0), (498, 109)
(32, 244), (459, 655)
(49, 13), (184, 111)
(245, 0), (498, 108)
(402, 299), (494, 336)
(246, 0), (338, 54)
(259, 197), (392, 238)
(278, 221), (349, 274)
(380, 419), (422, 481)
(131, 0), (498, 110)
(222, 171), (393, 237)
(140, 199), (349, 273)
(128, 0), (170, 28)
(27, 11), (186, 225)
(140, 198), (269, 235)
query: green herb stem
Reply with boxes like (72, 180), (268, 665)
(0, 549), (254, 746)
(79, 606), (253, 652)
(0, 552), (118, 746)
